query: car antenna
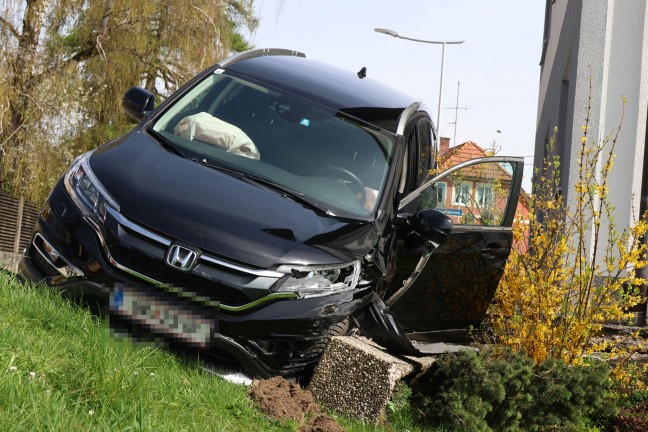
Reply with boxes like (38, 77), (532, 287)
(357, 67), (367, 79)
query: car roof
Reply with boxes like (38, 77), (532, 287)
(221, 52), (418, 133)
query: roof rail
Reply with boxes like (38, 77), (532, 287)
(217, 48), (306, 68)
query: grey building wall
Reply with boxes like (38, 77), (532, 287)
(536, 0), (648, 261)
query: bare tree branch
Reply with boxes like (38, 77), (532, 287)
(25, 0), (115, 87)
(0, 16), (20, 40)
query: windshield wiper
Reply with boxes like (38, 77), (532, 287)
(198, 161), (331, 214)
(147, 129), (187, 158)
(240, 173), (331, 213)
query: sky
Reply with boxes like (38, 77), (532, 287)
(244, 0), (545, 191)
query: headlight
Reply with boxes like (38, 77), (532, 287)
(64, 151), (119, 223)
(273, 261), (361, 298)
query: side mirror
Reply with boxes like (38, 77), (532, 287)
(122, 87), (155, 121)
(406, 209), (453, 245)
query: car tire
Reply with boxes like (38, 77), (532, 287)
(302, 318), (350, 359)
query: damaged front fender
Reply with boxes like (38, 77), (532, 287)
(352, 292), (421, 356)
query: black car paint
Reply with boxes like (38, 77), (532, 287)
(19, 49), (523, 378)
(91, 131), (375, 268)
(19, 177), (377, 376)
(20, 134), (398, 377)
(224, 55), (415, 132)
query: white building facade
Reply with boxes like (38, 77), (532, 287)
(536, 0), (648, 266)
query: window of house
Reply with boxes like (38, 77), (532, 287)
(434, 182), (447, 208)
(476, 184), (493, 208)
(453, 182), (471, 206)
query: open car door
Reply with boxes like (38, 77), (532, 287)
(355, 156), (524, 355)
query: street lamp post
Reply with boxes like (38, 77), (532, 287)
(375, 28), (464, 143)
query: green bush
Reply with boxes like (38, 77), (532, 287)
(410, 347), (617, 432)
(526, 356), (616, 430)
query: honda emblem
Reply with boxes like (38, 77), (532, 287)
(166, 244), (198, 271)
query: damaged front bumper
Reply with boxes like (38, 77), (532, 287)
(18, 180), (375, 378)
(21, 232), (374, 377)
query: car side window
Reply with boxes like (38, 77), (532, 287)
(402, 117), (433, 195)
(417, 121), (433, 183)
(405, 126), (418, 193)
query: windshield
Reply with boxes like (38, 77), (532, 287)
(150, 70), (396, 218)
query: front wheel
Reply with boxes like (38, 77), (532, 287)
(301, 319), (350, 359)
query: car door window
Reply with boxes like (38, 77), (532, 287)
(410, 159), (519, 227)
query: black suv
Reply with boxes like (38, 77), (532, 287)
(19, 48), (523, 378)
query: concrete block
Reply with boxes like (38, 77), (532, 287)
(308, 336), (431, 424)
(0, 252), (20, 273)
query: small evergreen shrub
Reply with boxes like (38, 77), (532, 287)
(410, 347), (617, 432)
(523, 356), (616, 431)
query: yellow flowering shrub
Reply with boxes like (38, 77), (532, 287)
(490, 96), (648, 369)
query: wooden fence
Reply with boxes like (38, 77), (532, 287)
(0, 192), (39, 255)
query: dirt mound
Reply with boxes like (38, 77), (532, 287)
(249, 376), (343, 432)
(300, 413), (344, 432)
(248, 376), (315, 422)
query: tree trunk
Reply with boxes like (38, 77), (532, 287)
(9, 0), (48, 137)
(0, 0), (48, 188)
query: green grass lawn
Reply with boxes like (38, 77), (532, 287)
(0, 270), (430, 432)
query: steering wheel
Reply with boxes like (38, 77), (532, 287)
(315, 166), (366, 206)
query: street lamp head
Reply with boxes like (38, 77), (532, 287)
(373, 27), (465, 140)
(375, 27), (463, 45)
(374, 28), (399, 37)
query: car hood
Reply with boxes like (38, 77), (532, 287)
(90, 130), (378, 268)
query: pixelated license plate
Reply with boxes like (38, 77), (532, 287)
(110, 286), (216, 348)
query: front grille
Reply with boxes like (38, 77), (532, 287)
(98, 208), (279, 309)
(109, 245), (250, 307)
